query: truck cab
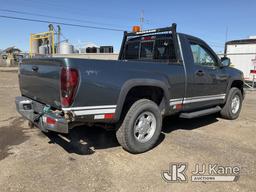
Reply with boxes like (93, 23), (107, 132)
(117, 24), (243, 114)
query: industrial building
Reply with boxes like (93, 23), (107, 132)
(30, 24), (115, 60)
(225, 36), (256, 81)
(0, 46), (22, 66)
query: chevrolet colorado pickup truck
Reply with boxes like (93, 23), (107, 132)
(16, 24), (244, 153)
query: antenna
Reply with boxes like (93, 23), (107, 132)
(140, 10), (144, 30)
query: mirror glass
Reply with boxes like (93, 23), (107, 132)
(221, 57), (231, 67)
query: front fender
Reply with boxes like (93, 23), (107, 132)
(225, 78), (244, 102)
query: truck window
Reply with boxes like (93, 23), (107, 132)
(125, 42), (139, 59)
(154, 39), (176, 62)
(190, 43), (217, 67)
(124, 37), (177, 62)
(140, 41), (154, 59)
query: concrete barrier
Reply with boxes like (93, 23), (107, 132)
(0, 67), (18, 72)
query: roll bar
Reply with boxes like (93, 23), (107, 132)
(118, 23), (182, 63)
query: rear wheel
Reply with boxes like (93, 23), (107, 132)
(220, 87), (243, 120)
(116, 99), (162, 153)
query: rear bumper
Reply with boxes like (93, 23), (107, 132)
(15, 96), (69, 134)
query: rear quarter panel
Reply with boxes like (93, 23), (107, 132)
(66, 58), (185, 119)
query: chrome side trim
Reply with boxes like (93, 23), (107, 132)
(73, 108), (116, 116)
(169, 94), (226, 106)
(62, 105), (116, 111)
(183, 94), (226, 104)
(169, 98), (183, 106)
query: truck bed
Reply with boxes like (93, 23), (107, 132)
(19, 57), (185, 111)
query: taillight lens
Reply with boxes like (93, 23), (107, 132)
(46, 116), (56, 125)
(60, 68), (79, 107)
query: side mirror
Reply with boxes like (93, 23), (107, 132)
(221, 57), (231, 67)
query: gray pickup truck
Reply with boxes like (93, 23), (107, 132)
(16, 24), (244, 153)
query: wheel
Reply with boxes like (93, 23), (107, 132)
(116, 99), (162, 153)
(220, 87), (243, 120)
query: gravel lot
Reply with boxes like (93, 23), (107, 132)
(0, 71), (255, 192)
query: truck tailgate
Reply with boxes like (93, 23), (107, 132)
(19, 58), (64, 109)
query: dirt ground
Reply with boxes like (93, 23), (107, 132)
(0, 71), (255, 192)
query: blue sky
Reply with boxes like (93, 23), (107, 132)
(0, 0), (255, 53)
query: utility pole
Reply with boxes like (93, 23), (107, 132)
(224, 26), (228, 57)
(140, 10), (144, 30)
(57, 25), (61, 54)
(225, 26), (228, 42)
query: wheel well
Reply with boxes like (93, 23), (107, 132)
(120, 86), (165, 118)
(231, 80), (244, 96)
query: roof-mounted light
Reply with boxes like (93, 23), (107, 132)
(132, 26), (141, 32)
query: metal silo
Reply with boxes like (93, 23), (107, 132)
(59, 41), (74, 54)
(31, 39), (39, 54)
(39, 45), (50, 55)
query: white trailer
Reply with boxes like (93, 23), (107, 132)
(225, 36), (256, 81)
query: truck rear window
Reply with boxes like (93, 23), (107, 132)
(124, 42), (139, 59)
(155, 39), (176, 61)
(140, 42), (154, 59)
(124, 38), (177, 62)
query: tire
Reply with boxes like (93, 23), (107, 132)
(116, 99), (162, 153)
(220, 87), (243, 120)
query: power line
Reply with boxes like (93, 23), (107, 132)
(0, 15), (125, 32)
(0, 8), (130, 29)
(7, 0), (140, 24)
(26, 0), (138, 21)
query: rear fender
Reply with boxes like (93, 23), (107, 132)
(114, 79), (170, 122)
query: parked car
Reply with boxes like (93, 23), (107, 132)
(16, 24), (244, 153)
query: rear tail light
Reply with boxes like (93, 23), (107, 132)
(46, 116), (56, 125)
(60, 68), (79, 107)
(104, 113), (114, 119)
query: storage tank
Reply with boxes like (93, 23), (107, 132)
(86, 47), (98, 53)
(59, 41), (74, 54)
(100, 46), (114, 53)
(39, 45), (46, 55)
(31, 39), (39, 54)
(39, 45), (50, 55)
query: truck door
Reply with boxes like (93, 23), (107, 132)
(184, 39), (228, 110)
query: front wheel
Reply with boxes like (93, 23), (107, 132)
(116, 99), (162, 153)
(220, 87), (243, 120)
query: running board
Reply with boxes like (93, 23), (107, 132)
(179, 106), (221, 119)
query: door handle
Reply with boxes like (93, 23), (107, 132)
(195, 70), (204, 76)
(32, 66), (39, 72)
